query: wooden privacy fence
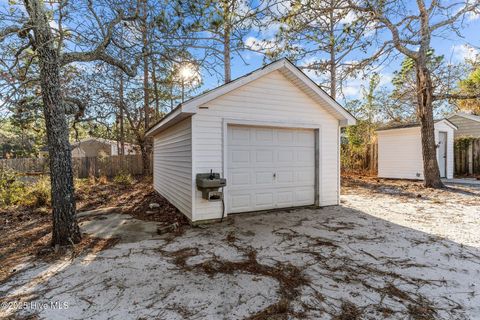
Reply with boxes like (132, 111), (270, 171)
(0, 154), (147, 178)
(341, 142), (378, 175)
(454, 138), (480, 176)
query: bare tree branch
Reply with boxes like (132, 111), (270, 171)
(0, 26), (23, 41)
(60, 10), (140, 77)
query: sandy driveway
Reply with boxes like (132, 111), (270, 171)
(1, 181), (479, 319)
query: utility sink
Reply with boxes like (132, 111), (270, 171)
(196, 173), (226, 189)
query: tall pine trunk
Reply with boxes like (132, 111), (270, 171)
(223, 29), (231, 83)
(118, 72), (125, 155)
(141, 0), (151, 174)
(416, 64), (444, 188)
(25, 0), (81, 245)
(151, 56), (160, 117)
(141, 0), (149, 129)
(328, 4), (336, 100)
(138, 137), (150, 175)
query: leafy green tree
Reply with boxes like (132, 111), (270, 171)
(457, 65), (480, 115)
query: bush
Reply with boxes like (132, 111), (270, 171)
(0, 171), (51, 208)
(25, 176), (51, 207)
(113, 171), (133, 187)
(0, 169), (25, 207)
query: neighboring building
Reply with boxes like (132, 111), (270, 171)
(145, 58), (356, 223)
(71, 138), (138, 158)
(447, 112), (480, 138)
(376, 119), (457, 180)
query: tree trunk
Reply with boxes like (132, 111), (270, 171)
(328, 4), (336, 100)
(150, 56), (160, 117)
(140, 0), (151, 173)
(223, 22), (231, 83)
(137, 137), (150, 174)
(24, 0), (81, 245)
(141, 0), (149, 129)
(118, 72), (125, 155)
(416, 63), (444, 188)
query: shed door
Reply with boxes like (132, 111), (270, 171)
(227, 125), (315, 213)
(438, 131), (447, 178)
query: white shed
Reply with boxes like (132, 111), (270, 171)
(146, 59), (356, 223)
(377, 119), (457, 180)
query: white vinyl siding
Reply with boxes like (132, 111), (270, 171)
(192, 70), (340, 221)
(378, 128), (424, 180)
(153, 118), (192, 218)
(377, 121), (455, 180)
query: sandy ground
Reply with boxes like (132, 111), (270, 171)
(1, 179), (479, 319)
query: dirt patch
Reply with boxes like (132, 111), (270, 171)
(333, 301), (362, 320)
(407, 299), (437, 320)
(0, 208), (117, 285)
(76, 177), (188, 226)
(0, 207), (51, 284)
(2, 175), (479, 319)
(0, 176), (186, 284)
(159, 238), (309, 319)
(124, 188), (188, 226)
(342, 174), (480, 205)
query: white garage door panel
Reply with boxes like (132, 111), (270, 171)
(227, 125), (315, 213)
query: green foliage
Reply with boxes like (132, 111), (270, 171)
(454, 136), (476, 151)
(344, 120), (377, 148)
(0, 117), (46, 158)
(0, 170), (25, 206)
(342, 73), (380, 173)
(457, 66), (480, 115)
(23, 176), (51, 207)
(392, 49), (443, 88)
(0, 171), (50, 208)
(113, 171), (134, 187)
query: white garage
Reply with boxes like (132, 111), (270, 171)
(146, 58), (356, 223)
(377, 119), (457, 180)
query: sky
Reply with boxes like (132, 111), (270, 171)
(198, 3), (480, 106)
(1, 0), (479, 109)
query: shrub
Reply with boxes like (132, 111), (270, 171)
(0, 171), (52, 208)
(0, 169), (25, 207)
(113, 171), (133, 187)
(24, 176), (51, 207)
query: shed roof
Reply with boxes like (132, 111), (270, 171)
(376, 118), (457, 132)
(448, 112), (480, 123)
(146, 58), (356, 137)
(71, 137), (138, 147)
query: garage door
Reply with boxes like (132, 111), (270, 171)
(227, 125), (315, 213)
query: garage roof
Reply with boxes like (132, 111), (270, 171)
(146, 58), (356, 137)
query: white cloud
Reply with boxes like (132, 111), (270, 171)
(466, 10), (480, 21)
(244, 36), (267, 52)
(452, 44), (479, 61)
(244, 36), (285, 53)
(49, 20), (59, 30)
(341, 72), (393, 99)
(339, 11), (357, 25)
